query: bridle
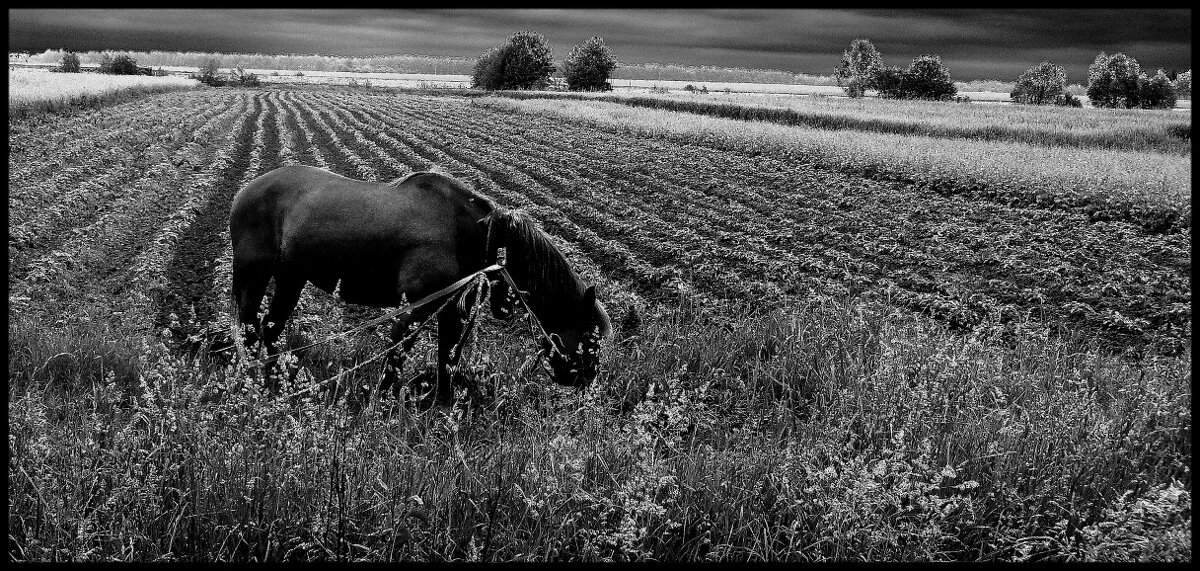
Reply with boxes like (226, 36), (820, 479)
(483, 216), (602, 385)
(489, 247), (603, 385)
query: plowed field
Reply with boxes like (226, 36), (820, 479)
(8, 87), (1190, 357)
(7, 86), (1191, 561)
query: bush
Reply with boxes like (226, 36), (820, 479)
(872, 56), (956, 101)
(835, 38), (883, 98)
(471, 31), (556, 91)
(194, 57), (224, 86)
(1010, 61), (1068, 105)
(230, 66), (261, 87)
(900, 55), (957, 101)
(562, 36), (618, 92)
(59, 51), (80, 73)
(1087, 52), (1142, 109)
(98, 53), (140, 75)
(1057, 92), (1083, 107)
(1138, 69), (1177, 109)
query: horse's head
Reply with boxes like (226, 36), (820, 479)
(540, 285), (611, 387)
(479, 208), (612, 386)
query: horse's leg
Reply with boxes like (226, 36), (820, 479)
(257, 271), (305, 389)
(434, 303), (478, 405)
(261, 271), (305, 350)
(377, 306), (434, 398)
(232, 261), (271, 349)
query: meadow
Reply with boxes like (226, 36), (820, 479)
(7, 84), (1191, 561)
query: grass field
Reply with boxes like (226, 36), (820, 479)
(489, 89), (1191, 153)
(7, 85), (1191, 561)
(7, 67), (199, 122)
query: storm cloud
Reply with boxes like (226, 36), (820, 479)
(8, 9), (1191, 81)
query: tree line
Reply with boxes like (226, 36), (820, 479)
(835, 38), (1188, 109)
(51, 32), (1190, 107)
(56, 52), (156, 76)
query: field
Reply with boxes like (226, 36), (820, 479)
(7, 85), (1191, 561)
(7, 67), (199, 121)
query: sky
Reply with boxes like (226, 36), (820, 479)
(8, 9), (1192, 81)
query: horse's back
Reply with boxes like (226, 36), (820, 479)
(230, 166), (489, 306)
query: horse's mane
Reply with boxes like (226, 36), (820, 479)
(391, 169), (590, 317)
(483, 208), (582, 309)
(387, 163), (457, 187)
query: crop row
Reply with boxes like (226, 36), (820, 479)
(478, 97), (1191, 234)
(9, 88), (1189, 360)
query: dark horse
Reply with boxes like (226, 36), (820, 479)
(229, 165), (611, 403)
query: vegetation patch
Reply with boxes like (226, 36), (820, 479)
(8, 68), (199, 123)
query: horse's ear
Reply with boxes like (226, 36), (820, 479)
(583, 285), (596, 306)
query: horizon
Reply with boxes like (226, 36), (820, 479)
(8, 9), (1192, 82)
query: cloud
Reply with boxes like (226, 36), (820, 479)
(7, 9), (1191, 79)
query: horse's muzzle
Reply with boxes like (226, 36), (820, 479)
(543, 343), (598, 388)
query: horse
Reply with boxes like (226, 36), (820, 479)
(229, 165), (611, 403)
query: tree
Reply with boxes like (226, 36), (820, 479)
(98, 53), (140, 75)
(1138, 69), (1177, 109)
(471, 31), (556, 90)
(1010, 61), (1068, 105)
(872, 65), (906, 99)
(59, 51), (80, 73)
(899, 55), (957, 100)
(1087, 52), (1141, 108)
(1173, 69), (1190, 99)
(834, 38), (883, 98)
(562, 36), (618, 91)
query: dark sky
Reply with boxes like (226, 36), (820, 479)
(8, 9), (1192, 81)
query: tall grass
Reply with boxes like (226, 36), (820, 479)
(7, 291), (1190, 561)
(491, 90), (1191, 154)
(477, 97), (1191, 233)
(8, 68), (200, 122)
